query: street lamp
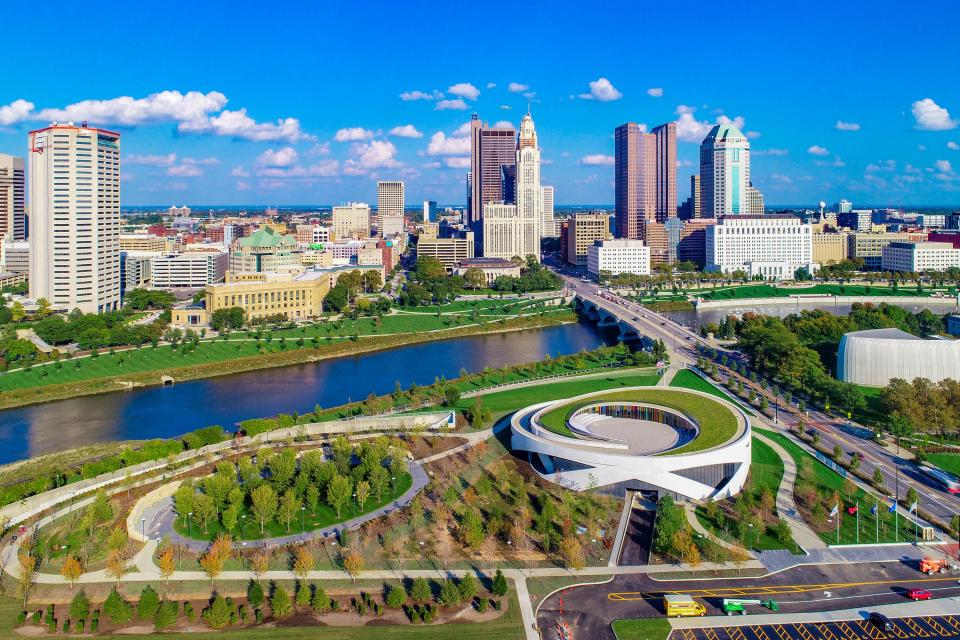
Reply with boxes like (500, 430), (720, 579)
(187, 512), (193, 537)
(352, 493), (357, 517)
(300, 506), (306, 531)
(141, 517), (146, 539)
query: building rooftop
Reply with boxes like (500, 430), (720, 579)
(458, 258), (517, 268)
(704, 122), (747, 142)
(845, 328), (922, 341)
(237, 226), (296, 248)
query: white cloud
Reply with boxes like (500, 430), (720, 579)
(256, 147), (298, 167)
(807, 145), (830, 156)
(399, 90), (443, 101)
(445, 157), (471, 169)
(716, 114), (746, 130)
(866, 160), (897, 172)
(0, 99), (34, 125)
(307, 142), (330, 156)
(426, 131), (470, 156)
(492, 120), (514, 129)
(236, 181), (251, 191)
(770, 174), (793, 184)
(231, 166), (250, 178)
(815, 156), (846, 168)
(935, 159), (954, 173)
(447, 83), (480, 100)
(125, 153), (177, 166)
(453, 122), (472, 136)
(912, 98), (958, 131)
(486, 83), (496, 89)
(421, 161), (442, 169)
(343, 140), (401, 175)
(499, 105), (512, 110)
(37, 90), (227, 127)
(578, 77), (622, 102)
(183, 109), (311, 142)
(646, 87), (663, 97)
(436, 99), (469, 111)
(746, 131), (761, 139)
(675, 111), (713, 142)
(581, 154), (615, 166)
(167, 164), (203, 177)
(753, 148), (789, 156)
(334, 127), (374, 142)
(388, 124), (423, 138)
(948, 141), (960, 151)
(257, 160), (340, 179)
(835, 121), (861, 131)
(508, 82), (529, 93)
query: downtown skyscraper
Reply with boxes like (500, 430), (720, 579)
(29, 123), (121, 313)
(699, 123), (751, 217)
(614, 121), (677, 241)
(0, 153), (25, 242)
(468, 115), (516, 230)
(514, 109), (542, 246)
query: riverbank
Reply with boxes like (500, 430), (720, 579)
(694, 294), (959, 310)
(0, 309), (576, 411)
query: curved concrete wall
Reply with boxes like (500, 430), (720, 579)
(510, 387), (751, 501)
(838, 332), (960, 387)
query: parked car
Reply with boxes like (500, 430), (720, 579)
(906, 588), (932, 601)
(869, 612), (894, 631)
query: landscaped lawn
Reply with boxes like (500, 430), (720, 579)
(755, 427), (917, 545)
(928, 452), (960, 477)
(669, 369), (755, 416)
(697, 283), (947, 301)
(536, 388), (740, 455)
(853, 384), (885, 424)
(612, 618), (673, 640)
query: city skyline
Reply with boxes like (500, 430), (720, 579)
(1, 2), (959, 207)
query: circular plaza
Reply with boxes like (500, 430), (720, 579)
(510, 386), (751, 501)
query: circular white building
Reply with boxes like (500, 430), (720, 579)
(510, 386), (751, 501)
(837, 328), (960, 388)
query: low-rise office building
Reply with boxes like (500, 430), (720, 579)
(453, 257), (521, 285)
(848, 231), (927, 270)
(120, 234), (170, 253)
(587, 239), (650, 277)
(566, 213), (610, 267)
(0, 240), (29, 274)
(120, 251), (153, 295)
(416, 236), (475, 267)
(706, 214), (815, 280)
(331, 202), (371, 239)
(812, 231), (850, 265)
(151, 252), (228, 289)
(881, 241), (960, 272)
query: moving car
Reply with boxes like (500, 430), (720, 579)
(906, 588), (932, 601)
(869, 612), (894, 631)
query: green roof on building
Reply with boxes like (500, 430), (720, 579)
(238, 226), (296, 247)
(705, 123), (746, 142)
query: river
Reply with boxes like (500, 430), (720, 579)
(662, 299), (960, 330)
(0, 322), (616, 465)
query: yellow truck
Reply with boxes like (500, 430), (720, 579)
(664, 594), (706, 617)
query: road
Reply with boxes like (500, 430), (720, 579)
(559, 271), (960, 528)
(537, 557), (960, 640)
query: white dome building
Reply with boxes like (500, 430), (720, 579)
(837, 328), (960, 387)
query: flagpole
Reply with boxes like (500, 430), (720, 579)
(856, 500), (860, 544)
(836, 503), (840, 545)
(895, 467), (900, 543)
(915, 497), (918, 544)
(875, 498), (879, 543)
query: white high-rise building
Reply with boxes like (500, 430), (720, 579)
(29, 123), (121, 313)
(331, 202), (371, 239)
(541, 185), (556, 238)
(376, 180), (404, 236)
(706, 214), (815, 280)
(482, 203), (539, 261)
(700, 123), (750, 217)
(587, 239), (650, 277)
(0, 154), (26, 242)
(515, 111), (542, 251)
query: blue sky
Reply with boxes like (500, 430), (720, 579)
(1, 1), (959, 207)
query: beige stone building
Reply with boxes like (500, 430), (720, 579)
(812, 231), (850, 265)
(566, 213), (611, 267)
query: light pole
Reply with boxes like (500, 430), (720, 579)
(352, 493), (357, 517)
(300, 506), (306, 532)
(187, 512), (193, 537)
(141, 517), (146, 540)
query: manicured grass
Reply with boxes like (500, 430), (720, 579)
(755, 427), (917, 545)
(928, 452), (960, 477)
(612, 618), (673, 640)
(173, 473), (413, 542)
(697, 283), (948, 301)
(669, 369), (755, 416)
(537, 388), (740, 455)
(853, 384), (885, 424)
(455, 370), (661, 420)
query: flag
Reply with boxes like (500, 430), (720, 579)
(830, 504), (839, 518)
(888, 500), (897, 513)
(847, 505), (858, 515)
(909, 501), (918, 513)
(870, 504), (878, 515)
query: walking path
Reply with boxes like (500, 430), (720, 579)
(608, 491), (636, 567)
(753, 431), (826, 551)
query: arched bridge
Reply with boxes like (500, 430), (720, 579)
(574, 294), (652, 347)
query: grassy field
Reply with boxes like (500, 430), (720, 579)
(453, 369), (662, 420)
(172, 473), (413, 542)
(536, 388), (740, 455)
(611, 618), (673, 640)
(695, 437), (799, 552)
(669, 369), (755, 416)
(697, 283), (947, 301)
(755, 427), (917, 545)
(928, 452), (960, 476)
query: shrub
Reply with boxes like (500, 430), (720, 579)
(492, 568), (509, 596)
(238, 604), (247, 623)
(438, 578), (461, 606)
(15, 611), (25, 625)
(386, 585), (406, 608)
(76, 619), (85, 633)
(477, 598), (489, 613)
(203, 595), (232, 629)
(104, 587), (133, 623)
(410, 577), (431, 604)
(254, 608), (263, 623)
(295, 582), (310, 607)
(31, 610), (40, 624)
(70, 590), (91, 620)
(492, 598), (502, 610)
(247, 581), (264, 609)
(270, 585), (293, 619)
(458, 574), (478, 601)
(183, 601), (195, 622)
(154, 600), (178, 630)
(311, 585), (330, 612)
(90, 618), (99, 632)
(138, 585), (160, 620)
(62, 619), (70, 633)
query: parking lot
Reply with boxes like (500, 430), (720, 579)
(669, 615), (960, 640)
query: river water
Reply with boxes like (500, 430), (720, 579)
(0, 322), (615, 464)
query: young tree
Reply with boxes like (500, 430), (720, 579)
(355, 480), (371, 512)
(386, 584), (407, 608)
(341, 548), (364, 581)
(69, 589), (90, 621)
(326, 474), (353, 519)
(106, 549), (127, 588)
(60, 555), (83, 589)
(872, 467), (885, 489)
(559, 535), (585, 570)
(158, 546), (176, 585)
(292, 545), (313, 581)
(192, 493), (216, 534)
(438, 578), (461, 606)
(368, 465), (389, 502)
(103, 587), (133, 623)
(200, 534), (232, 585)
(458, 573), (478, 602)
(202, 594), (232, 629)
(137, 585), (160, 620)
(250, 484), (278, 533)
(311, 585), (331, 612)
(250, 549), (270, 583)
(277, 489), (300, 533)
(492, 569), (509, 597)
(270, 584), (293, 619)
(247, 580), (265, 609)
(410, 577), (431, 604)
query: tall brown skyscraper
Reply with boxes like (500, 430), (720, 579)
(615, 121), (678, 244)
(468, 115), (516, 229)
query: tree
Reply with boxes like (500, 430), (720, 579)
(458, 573), (478, 601)
(154, 599), (179, 630)
(411, 577), (431, 604)
(326, 474), (353, 519)
(104, 587), (133, 623)
(463, 267), (486, 290)
(292, 545), (313, 581)
(250, 485), (278, 533)
(203, 594), (232, 629)
(250, 550), (269, 583)
(277, 489), (300, 532)
(311, 585), (330, 612)
(355, 480), (371, 512)
(61, 555), (83, 589)
(368, 465), (389, 502)
(247, 580), (265, 609)
(341, 548), (364, 580)
(210, 307), (245, 331)
(137, 585), (160, 620)
(832, 444), (844, 463)
(386, 584), (407, 608)
(106, 549), (127, 587)
(459, 508), (486, 551)
(271, 584), (293, 619)
(492, 569), (509, 597)
(872, 467), (885, 489)
(158, 546), (176, 585)
(559, 535), (585, 570)
(323, 284), (350, 313)
(192, 493), (216, 534)
(69, 589), (90, 621)
(438, 578), (462, 606)
(200, 534), (232, 585)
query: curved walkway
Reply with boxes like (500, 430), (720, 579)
(752, 431), (826, 551)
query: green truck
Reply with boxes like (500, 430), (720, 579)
(721, 599), (779, 616)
